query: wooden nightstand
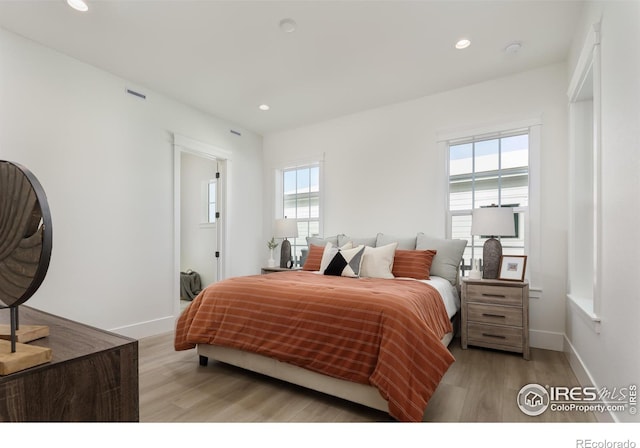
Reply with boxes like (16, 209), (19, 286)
(461, 277), (530, 360)
(261, 266), (302, 274)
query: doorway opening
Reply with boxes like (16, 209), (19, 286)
(173, 134), (230, 318)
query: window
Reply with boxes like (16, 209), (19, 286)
(207, 180), (217, 223)
(448, 131), (529, 275)
(282, 164), (321, 266)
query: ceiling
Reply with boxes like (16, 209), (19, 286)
(0, 1), (584, 135)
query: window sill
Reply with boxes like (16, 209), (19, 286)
(199, 222), (216, 229)
(529, 286), (543, 299)
(567, 294), (601, 334)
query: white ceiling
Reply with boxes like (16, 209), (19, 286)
(0, 0), (584, 135)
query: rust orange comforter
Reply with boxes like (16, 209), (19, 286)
(174, 271), (455, 422)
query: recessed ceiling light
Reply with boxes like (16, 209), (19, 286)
(455, 39), (471, 50)
(67, 0), (88, 12)
(279, 18), (297, 33)
(505, 42), (522, 55)
(259, 104), (270, 111)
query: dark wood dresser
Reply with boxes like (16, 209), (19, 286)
(0, 306), (138, 422)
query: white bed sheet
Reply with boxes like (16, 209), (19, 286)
(422, 275), (461, 319)
(395, 275), (460, 319)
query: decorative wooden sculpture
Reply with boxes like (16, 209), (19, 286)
(0, 160), (53, 375)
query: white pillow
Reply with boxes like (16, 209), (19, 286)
(360, 242), (398, 279)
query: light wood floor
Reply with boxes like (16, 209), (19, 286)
(138, 333), (596, 423)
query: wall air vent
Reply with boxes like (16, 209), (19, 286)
(126, 88), (146, 100)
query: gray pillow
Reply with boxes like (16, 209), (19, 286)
(338, 234), (377, 247)
(415, 232), (467, 286)
(306, 235), (339, 247)
(376, 233), (417, 250)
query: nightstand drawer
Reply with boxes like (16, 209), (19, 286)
(467, 303), (522, 327)
(466, 284), (523, 306)
(468, 323), (523, 348)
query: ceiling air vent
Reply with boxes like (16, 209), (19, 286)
(125, 88), (146, 100)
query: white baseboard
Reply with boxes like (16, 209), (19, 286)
(530, 329), (564, 351)
(108, 315), (176, 340)
(563, 335), (616, 423)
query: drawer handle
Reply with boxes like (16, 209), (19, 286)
(482, 293), (506, 298)
(482, 313), (506, 318)
(482, 333), (506, 339)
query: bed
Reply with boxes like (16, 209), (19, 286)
(175, 234), (467, 422)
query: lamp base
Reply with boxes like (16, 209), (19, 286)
(280, 239), (292, 269)
(482, 238), (502, 279)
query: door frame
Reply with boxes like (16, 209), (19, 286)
(173, 133), (231, 319)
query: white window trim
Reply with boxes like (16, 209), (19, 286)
(440, 117), (541, 291)
(566, 22), (602, 333)
(274, 153), (325, 220)
(173, 133), (230, 320)
(199, 178), (217, 226)
(274, 155), (325, 265)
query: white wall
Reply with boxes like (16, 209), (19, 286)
(180, 152), (218, 289)
(263, 63), (570, 350)
(565, 1), (640, 423)
(0, 27), (263, 338)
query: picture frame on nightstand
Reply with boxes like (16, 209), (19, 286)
(498, 255), (527, 282)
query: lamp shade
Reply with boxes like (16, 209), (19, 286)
(274, 218), (299, 239)
(471, 207), (515, 237)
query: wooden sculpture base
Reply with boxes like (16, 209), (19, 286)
(0, 339), (52, 375)
(0, 324), (49, 343)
